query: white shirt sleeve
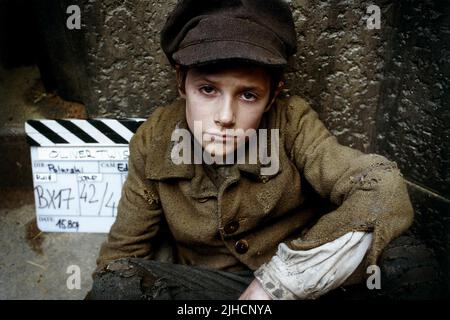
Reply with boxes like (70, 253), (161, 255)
(254, 231), (373, 300)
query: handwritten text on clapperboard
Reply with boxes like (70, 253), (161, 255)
(31, 147), (129, 232)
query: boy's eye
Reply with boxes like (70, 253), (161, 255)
(199, 85), (216, 95)
(241, 91), (257, 102)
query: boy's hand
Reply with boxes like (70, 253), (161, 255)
(238, 279), (272, 300)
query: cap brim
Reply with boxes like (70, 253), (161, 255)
(172, 40), (287, 67)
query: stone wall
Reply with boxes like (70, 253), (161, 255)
(375, 0), (450, 296)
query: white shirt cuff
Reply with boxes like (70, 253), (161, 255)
(254, 231), (373, 300)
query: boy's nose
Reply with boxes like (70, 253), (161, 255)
(215, 97), (235, 127)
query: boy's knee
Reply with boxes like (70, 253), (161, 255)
(86, 258), (169, 300)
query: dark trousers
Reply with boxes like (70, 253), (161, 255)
(86, 258), (254, 300)
(86, 236), (442, 300)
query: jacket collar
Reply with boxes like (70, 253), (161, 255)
(144, 99), (282, 184)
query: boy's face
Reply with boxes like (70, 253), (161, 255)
(179, 64), (273, 158)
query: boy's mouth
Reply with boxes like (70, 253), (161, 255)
(204, 132), (236, 142)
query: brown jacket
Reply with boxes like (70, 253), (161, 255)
(96, 95), (414, 273)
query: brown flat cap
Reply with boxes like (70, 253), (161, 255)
(160, 0), (297, 67)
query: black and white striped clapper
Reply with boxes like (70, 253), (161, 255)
(25, 119), (146, 146)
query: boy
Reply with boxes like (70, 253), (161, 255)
(87, 0), (413, 300)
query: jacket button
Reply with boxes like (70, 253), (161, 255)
(224, 220), (239, 234)
(235, 239), (249, 254)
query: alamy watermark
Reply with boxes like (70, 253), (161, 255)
(366, 264), (381, 290)
(170, 121), (280, 176)
(66, 264), (81, 290)
(366, 5), (381, 30)
(66, 5), (81, 30)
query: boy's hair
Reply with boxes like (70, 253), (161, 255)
(176, 60), (285, 102)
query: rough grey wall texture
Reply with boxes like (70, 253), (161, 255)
(29, 0), (178, 118)
(375, 0), (450, 198)
(12, 0), (450, 297)
(374, 1), (450, 295)
(408, 184), (450, 295)
(287, 0), (385, 153)
(81, 0), (179, 118)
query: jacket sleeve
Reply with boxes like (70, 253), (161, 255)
(283, 96), (414, 267)
(95, 118), (163, 271)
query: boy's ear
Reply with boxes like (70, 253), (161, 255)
(264, 80), (284, 112)
(175, 65), (186, 99)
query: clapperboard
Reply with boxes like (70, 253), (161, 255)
(25, 118), (145, 233)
